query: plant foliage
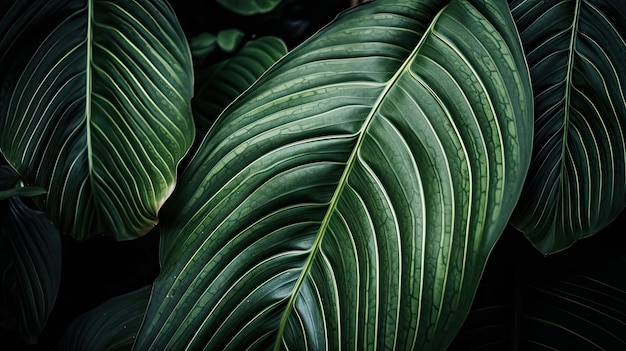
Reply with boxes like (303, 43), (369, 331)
(0, 0), (625, 349)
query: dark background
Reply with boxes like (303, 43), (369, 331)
(3, 0), (626, 349)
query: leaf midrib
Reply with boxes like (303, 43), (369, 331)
(556, 0), (581, 229)
(271, 5), (449, 349)
(86, 0), (95, 208)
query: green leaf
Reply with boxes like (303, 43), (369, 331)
(56, 285), (151, 351)
(137, 0), (533, 349)
(508, 0), (626, 253)
(0, 197), (61, 345)
(217, 28), (245, 53)
(0, 187), (47, 201)
(193, 36), (288, 135)
(190, 32), (217, 64)
(217, 0), (283, 16)
(0, 0), (194, 240)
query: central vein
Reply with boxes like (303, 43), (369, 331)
(272, 7), (447, 349)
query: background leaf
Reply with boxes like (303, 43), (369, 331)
(0, 0), (194, 240)
(0, 197), (62, 345)
(136, 0), (533, 349)
(508, 0), (626, 253)
(193, 36), (287, 136)
(217, 0), (284, 16)
(449, 224), (626, 350)
(56, 285), (151, 351)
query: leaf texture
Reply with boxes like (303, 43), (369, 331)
(0, 197), (61, 345)
(0, 0), (194, 240)
(509, 0), (626, 253)
(137, 0), (533, 349)
(56, 285), (151, 351)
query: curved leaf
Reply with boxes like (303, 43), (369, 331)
(0, 0), (194, 240)
(56, 285), (151, 351)
(217, 0), (283, 16)
(137, 0), (533, 349)
(509, 0), (626, 253)
(193, 36), (288, 135)
(0, 197), (61, 345)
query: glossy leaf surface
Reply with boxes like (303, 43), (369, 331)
(137, 0), (533, 349)
(0, 0), (194, 240)
(509, 0), (626, 253)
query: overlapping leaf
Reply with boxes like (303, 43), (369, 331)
(0, 196), (61, 345)
(137, 0), (533, 349)
(0, 0), (194, 240)
(509, 0), (626, 253)
(193, 36), (287, 136)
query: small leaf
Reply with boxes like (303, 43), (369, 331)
(190, 32), (217, 63)
(217, 29), (245, 52)
(56, 285), (151, 351)
(0, 197), (61, 345)
(0, 186), (47, 201)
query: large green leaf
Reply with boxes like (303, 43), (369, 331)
(136, 0), (533, 349)
(56, 285), (151, 351)
(508, 0), (626, 253)
(0, 0), (194, 240)
(0, 196), (61, 345)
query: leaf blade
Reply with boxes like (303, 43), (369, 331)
(0, 197), (61, 345)
(137, 0), (533, 349)
(509, 0), (626, 253)
(0, 0), (194, 239)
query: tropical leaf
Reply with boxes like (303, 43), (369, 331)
(136, 0), (533, 349)
(0, 197), (62, 345)
(508, 0), (626, 253)
(0, 0), (194, 240)
(56, 285), (151, 351)
(217, 0), (283, 16)
(449, 225), (626, 350)
(193, 36), (287, 135)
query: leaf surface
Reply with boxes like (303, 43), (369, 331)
(56, 285), (151, 351)
(509, 0), (626, 253)
(0, 0), (194, 240)
(137, 0), (533, 349)
(0, 197), (61, 345)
